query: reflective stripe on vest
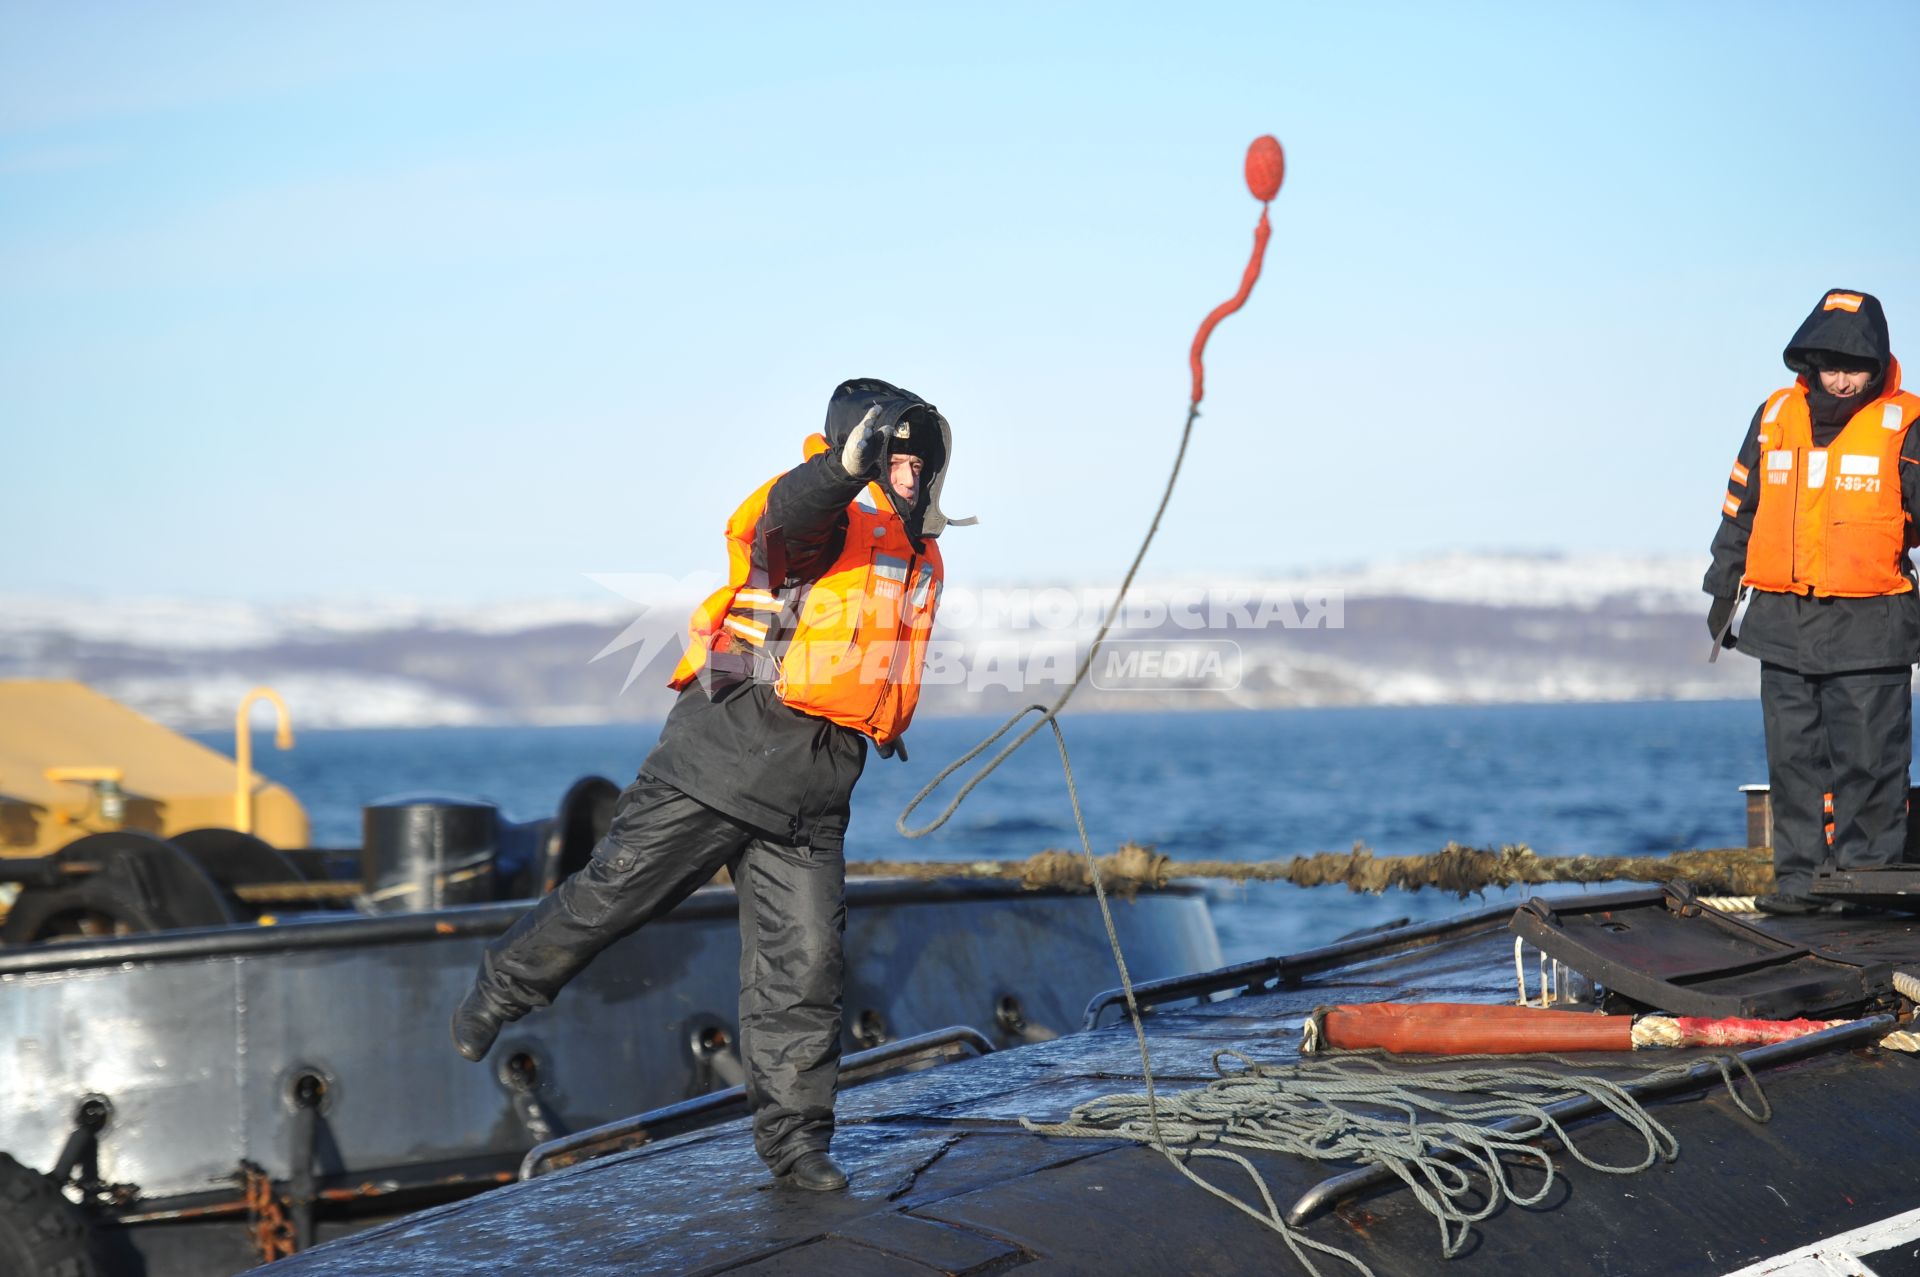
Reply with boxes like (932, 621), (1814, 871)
(1741, 362), (1919, 598)
(733, 588), (782, 611)
(668, 432), (944, 744)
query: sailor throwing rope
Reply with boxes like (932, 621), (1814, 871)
(452, 379), (967, 1193)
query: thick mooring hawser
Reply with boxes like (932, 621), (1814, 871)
(255, 888), (1920, 1277)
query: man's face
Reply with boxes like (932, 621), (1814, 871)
(888, 452), (923, 505)
(1819, 368), (1874, 397)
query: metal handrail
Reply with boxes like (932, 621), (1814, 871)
(519, 1024), (996, 1180)
(232, 686), (294, 834)
(1079, 895), (1608, 1030)
(0, 877), (1146, 975)
(1283, 1013), (1896, 1227)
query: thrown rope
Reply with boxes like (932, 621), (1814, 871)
(892, 137), (1379, 1274)
(897, 135), (1283, 844)
(893, 399), (1200, 841)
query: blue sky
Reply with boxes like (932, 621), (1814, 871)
(4, 2), (1918, 602)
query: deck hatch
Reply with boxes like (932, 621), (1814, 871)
(1509, 885), (1889, 1018)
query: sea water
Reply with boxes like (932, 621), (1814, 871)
(216, 701), (1779, 964)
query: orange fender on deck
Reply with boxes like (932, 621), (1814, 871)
(1308, 1002), (1634, 1055)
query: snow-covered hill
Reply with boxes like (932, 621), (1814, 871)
(1, 553), (1747, 730)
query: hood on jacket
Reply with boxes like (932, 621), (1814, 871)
(822, 377), (974, 544)
(1784, 289), (1892, 382)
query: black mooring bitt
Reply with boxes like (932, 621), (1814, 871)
(287, 1069), (328, 1252)
(289, 1103), (317, 1251)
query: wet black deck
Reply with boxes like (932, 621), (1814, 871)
(260, 910), (1920, 1276)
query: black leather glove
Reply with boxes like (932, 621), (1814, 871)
(838, 406), (888, 480)
(1707, 594), (1737, 647)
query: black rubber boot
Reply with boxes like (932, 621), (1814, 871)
(779, 1151), (848, 1192)
(450, 985), (509, 1062)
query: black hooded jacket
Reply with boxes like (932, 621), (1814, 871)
(1704, 291), (1920, 672)
(640, 380), (952, 850)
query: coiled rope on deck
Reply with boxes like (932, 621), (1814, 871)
(1022, 1049), (1770, 1263)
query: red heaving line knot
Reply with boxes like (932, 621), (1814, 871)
(1188, 135), (1284, 405)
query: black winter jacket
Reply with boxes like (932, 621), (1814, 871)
(1704, 291), (1920, 673)
(640, 380), (950, 849)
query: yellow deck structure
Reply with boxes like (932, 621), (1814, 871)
(0, 681), (309, 858)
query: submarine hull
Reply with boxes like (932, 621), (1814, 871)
(0, 878), (1219, 1274)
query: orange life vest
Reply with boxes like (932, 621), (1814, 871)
(668, 433), (944, 745)
(1741, 358), (1920, 597)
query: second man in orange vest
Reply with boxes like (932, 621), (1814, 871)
(1706, 290), (1920, 913)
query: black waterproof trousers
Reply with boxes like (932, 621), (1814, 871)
(1760, 663), (1913, 895)
(473, 774), (846, 1175)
